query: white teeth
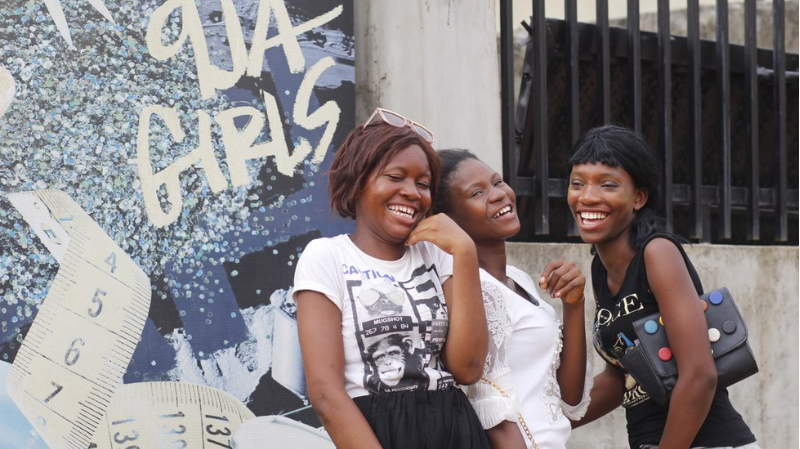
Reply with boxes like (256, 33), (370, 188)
(580, 212), (607, 220)
(388, 205), (415, 219)
(493, 206), (512, 219)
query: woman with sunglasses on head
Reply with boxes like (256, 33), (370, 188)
(433, 149), (592, 449)
(568, 126), (757, 449)
(293, 109), (490, 449)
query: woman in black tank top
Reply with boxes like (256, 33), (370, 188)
(566, 126), (757, 449)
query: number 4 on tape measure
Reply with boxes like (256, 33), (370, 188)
(4, 190), (151, 449)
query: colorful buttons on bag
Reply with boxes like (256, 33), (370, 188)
(658, 316), (664, 326)
(708, 328), (721, 342)
(699, 299), (708, 312)
(709, 291), (724, 305)
(658, 347), (673, 361)
(644, 320), (659, 334)
(722, 320), (737, 334)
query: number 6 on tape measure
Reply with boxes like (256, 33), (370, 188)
(5, 190), (151, 449)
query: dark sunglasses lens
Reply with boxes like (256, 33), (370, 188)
(380, 110), (406, 127)
(412, 124), (434, 142)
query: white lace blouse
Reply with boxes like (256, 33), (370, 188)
(465, 266), (592, 449)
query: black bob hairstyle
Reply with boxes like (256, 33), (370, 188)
(568, 125), (670, 250)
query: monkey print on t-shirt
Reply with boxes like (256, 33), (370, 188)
(344, 264), (454, 393)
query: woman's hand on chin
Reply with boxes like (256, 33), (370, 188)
(406, 213), (476, 256)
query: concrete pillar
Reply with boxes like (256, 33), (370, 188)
(354, 0), (503, 173)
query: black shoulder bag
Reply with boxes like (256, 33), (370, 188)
(619, 286), (759, 406)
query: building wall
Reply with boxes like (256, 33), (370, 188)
(354, 0), (504, 173)
(507, 242), (799, 448)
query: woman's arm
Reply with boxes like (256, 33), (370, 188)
(486, 420), (527, 449)
(540, 260), (587, 406)
(407, 213), (488, 384)
(559, 301), (587, 405)
(296, 290), (382, 449)
(644, 238), (717, 449)
(570, 362), (624, 428)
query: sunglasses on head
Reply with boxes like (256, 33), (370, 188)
(362, 108), (435, 143)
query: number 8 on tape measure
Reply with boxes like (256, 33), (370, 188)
(5, 190), (151, 449)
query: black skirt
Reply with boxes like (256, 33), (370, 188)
(353, 387), (490, 449)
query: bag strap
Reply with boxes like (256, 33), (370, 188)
(479, 377), (540, 449)
(640, 233), (704, 295)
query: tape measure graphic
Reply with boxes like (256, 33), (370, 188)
(89, 381), (255, 449)
(5, 190), (151, 449)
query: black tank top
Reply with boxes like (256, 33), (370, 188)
(591, 233), (756, 448)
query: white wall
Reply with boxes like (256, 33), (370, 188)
(354, 0), (503, 173)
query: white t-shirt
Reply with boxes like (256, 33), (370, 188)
(465, 266), (592, 449)
(293, 234), (456, 398)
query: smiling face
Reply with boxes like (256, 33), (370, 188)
(366, 334), (416, 387)
(567, 162), (648, 247)
(445, 158), (519, 243)
(371, 342), (405, 385)
(353, 145), (432, 255)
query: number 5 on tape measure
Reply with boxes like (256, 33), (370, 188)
(5, 190), (151, 449)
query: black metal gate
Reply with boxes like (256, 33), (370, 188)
(501, 0), (798, 245)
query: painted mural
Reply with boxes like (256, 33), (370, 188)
(0, 0), (354, 447)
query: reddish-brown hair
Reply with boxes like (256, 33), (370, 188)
(329, 122), (439, 219)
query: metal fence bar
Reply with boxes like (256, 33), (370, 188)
(687, 0), (705, 240)
(531, 0), (549, 234)
(500, 0), (516, 186)
(566, 0), (580, 145)
(773, 0), (788, 241)
(658, 0), (674, 231)
(565, 0), (580, 237)
(597, 0), (611, 124)
(627, 0), (642, 134)
(744, 0), (759, 241)
(716, 0), (732, 239)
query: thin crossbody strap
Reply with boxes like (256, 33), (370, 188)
(480, 377), (540, 449)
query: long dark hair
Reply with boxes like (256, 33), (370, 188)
(568, 125), (672, 250)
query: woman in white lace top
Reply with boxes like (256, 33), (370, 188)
(433, 149), (593, 448)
